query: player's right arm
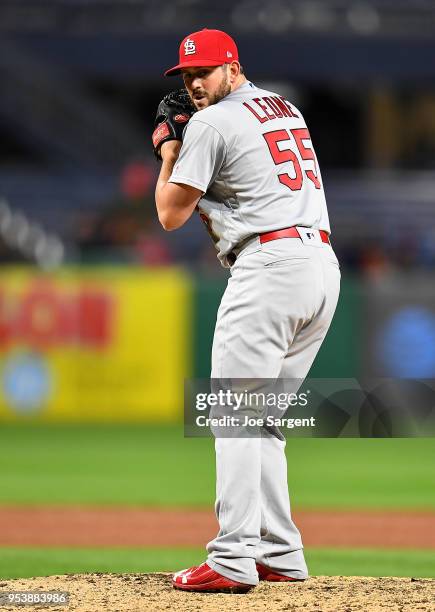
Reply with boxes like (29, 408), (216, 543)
(155, 116), (226, 231)
(155, 140), (202, 231)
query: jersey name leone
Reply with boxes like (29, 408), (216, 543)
(243, 96), (299, 123)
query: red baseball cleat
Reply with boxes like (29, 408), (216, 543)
(173, 562), (253, 593)
(256, 563), (306, 582)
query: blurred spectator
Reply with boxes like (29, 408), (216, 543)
(77, 160), (173, 265)
(359, 243), (393, 281)
(134, 221), (172, 266)
(120, 161), (154, 200)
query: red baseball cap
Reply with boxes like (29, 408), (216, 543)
(164, 29), (239, 77)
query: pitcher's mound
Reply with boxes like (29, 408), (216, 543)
(0, 573), (434, 611)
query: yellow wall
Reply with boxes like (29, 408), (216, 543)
(0, 267), (192, 422)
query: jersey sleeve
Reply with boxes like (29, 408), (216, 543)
(168, 119), (227, 193)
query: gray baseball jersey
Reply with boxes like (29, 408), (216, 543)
(169, 81), (331, 267)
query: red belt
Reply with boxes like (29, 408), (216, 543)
(260, 227), (330, 245)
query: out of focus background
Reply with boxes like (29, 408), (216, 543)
(0, 0), (434, 581)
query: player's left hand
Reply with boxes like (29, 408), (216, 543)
(152, 89), (196, 161)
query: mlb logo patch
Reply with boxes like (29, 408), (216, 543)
(296, 226), (324, 247)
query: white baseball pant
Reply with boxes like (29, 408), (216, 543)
(206, 235), (341, 585)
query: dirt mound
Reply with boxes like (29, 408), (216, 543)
(1, 573), (434, 612)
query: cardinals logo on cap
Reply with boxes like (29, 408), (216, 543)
(184, 38), (196, 56)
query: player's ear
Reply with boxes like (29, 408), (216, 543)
(229, 61), (241, 82)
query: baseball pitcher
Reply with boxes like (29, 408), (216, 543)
(153, 28), (340, 593)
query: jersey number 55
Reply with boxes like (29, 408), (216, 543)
(263, 128), (321, 192)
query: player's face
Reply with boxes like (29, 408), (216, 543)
(182, 65), (231, 110)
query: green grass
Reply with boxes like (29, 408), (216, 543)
(0, 547), (203, 580)
(0, 425), (434, 508)
(0, 547), (433, 580)
(0, 425), (214, 506)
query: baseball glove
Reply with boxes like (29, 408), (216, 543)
(152, 89), (196, 160)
